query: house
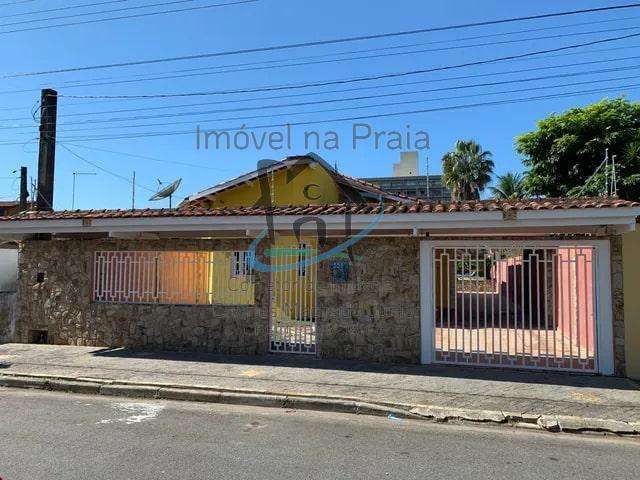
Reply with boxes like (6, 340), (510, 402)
(0, 153), (639, 377)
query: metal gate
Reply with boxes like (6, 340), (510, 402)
(431, 244), (598, 372)
(269, 239), (317, 354)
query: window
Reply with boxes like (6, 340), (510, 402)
(93, 250), (254, 305)
(231, 251), (250, 277)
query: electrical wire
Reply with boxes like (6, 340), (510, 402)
(54, 14), (640, 83)
(0, 0), (258, 36)
(0, 81), (630, 146)
(0, 0), (127, 20)
(62, 142), (233, 171)
(9, 63), (635, 131)
(0, 0), (198, 28)
(51, 31), (640, 99)
(43, 42), (640, 111)
(6, 2), (640, 78)
(0, 0), (34, 7)
(37, 50), (640, 117)
(1, 23), (637, 96)
(45, 74), (640, 135)
(58, 142), (156, 193)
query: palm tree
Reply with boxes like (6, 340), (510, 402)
(442, 140), (494, 201)
(490, 172), (525, 199)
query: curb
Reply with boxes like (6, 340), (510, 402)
(1, 373), (638, 435)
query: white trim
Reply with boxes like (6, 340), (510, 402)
(595, 240), (615, 375)
(420, 241), (434, 364)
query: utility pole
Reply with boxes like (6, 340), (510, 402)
(132, 171), (136, 210)
(36, 88), (58, 210)
(19, 166), (27, 211)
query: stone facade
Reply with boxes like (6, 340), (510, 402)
(0, 292), (16, 343)
(13, 235), (627, 374)
(316, 238), (421, 364)
(16, 238), (270, 354)
(15, 236), (422, 363)
(611, 235), (626, 376)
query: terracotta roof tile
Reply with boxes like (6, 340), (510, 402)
(1, 197), (638, 222)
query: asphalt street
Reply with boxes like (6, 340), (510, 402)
(0, 388), (639, 479)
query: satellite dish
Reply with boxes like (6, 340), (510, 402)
(149, 178), (182, 208)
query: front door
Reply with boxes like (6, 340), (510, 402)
(269, 236), (317, 354)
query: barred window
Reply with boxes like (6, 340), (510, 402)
(231, 251), (250, 277)
(93, 250), (254, 305)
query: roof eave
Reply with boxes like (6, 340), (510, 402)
(1, 208), (638, 238)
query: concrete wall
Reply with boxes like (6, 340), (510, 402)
(623, 229), (640, 379)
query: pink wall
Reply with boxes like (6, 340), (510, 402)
(555, 247), (595, 356)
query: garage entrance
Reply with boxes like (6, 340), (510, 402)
(421, 241), (614, 373)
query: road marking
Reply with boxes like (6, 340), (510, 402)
(97, 402), (164, 425)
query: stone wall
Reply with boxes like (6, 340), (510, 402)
(611, 235), (626, 376)
(17, 238), (270, 354)
(14, 235), (625, 373)
(316, 237), (421, 364)
(0, 292), (16, 343)
(16, 236), (422, 363)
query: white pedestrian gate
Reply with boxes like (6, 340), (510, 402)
(420, 241), (614, 373)
(269, 240), (317, 354)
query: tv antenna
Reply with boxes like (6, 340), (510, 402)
(149, 178), (182, 208)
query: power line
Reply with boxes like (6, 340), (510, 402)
(45, 74), (640, 135)
(44, 50), (640, 115)
(3, 49), (640, 130)
(62, 143), (232, 171)
(4, 52), (640, 126)
(58, 142), (156, 193)
(0, 0), (197, 28)
(15, 64), (634, 130)
(27, 42), (639, 114)
(0, 0), (127, 20)
(1, 23), (638, 96)
(0, 0), (258, 36)
(25, 14), (635, 91)
(0, 81), (631, 146)
(0, 0), (35, 6)
(48, 42), (640, 110)
(53, 31), (640, 99)
(6, 2), (640, 78)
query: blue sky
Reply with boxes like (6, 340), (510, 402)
(0, 0), (639, 209)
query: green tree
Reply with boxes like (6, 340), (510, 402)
(490, 172), (524, 199)
(516, 97), (640, 200)
(442, 140), (494, 201)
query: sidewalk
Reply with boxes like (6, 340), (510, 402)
(1, 343), (640, 434)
